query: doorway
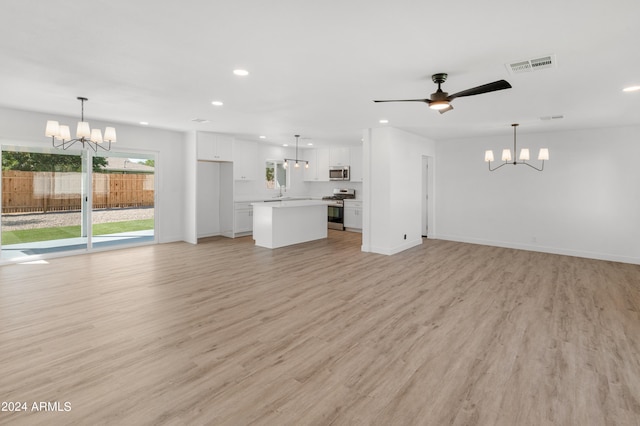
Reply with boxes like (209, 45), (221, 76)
(422, 156), (433, 238)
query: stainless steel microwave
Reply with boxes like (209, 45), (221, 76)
(329, 166), (350, 181)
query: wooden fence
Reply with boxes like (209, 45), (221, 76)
(1, 171), (154, 213)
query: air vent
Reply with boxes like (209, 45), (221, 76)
(191, 118), (211, 123)
(540, 115), (564, 121)
(507, 54), (556, 74)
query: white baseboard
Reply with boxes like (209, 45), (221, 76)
(433, 234), (640, 265)
(367, 238), (422, 256)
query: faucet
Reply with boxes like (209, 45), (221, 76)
(279, 185), (286, 197)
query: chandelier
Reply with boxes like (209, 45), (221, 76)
(283, 134), (309, 169)
(484, 123), (549, 171)
(45, 97), (116, 152)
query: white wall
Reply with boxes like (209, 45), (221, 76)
(435, 125), (640, 264)
(362, 127), (436, 255)
(301, 180), (364, 200)
(0, 106), (186, 244)
(183, 131), (197, 244)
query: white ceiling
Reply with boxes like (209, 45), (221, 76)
(1, 0), (639, 147)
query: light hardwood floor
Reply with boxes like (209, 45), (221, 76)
(1, 232), (639, 425)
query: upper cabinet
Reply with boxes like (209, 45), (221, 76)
(233, 140), (258, 181)
(304, 146), (363, 182)
(303, 148), (330, 182)
(330, 147), (350, 166)
(316, 150), (330, 181)
(197, 132), (233, 162)
(350, 146), (363, 182)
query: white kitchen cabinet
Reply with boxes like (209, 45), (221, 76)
(303, 149), (316, 181)
(317, 150), (330, 181)
(350, 146), (363, 182)
(349, 146), (363, 182)
(344, 200), (363, 230)
(234, 202), (254, 235)
(233, 140), (258, 180)
(303, 148), (330, 182)
(330, 147), (350, 166)
(197, 132), (233, 161)
(252, 201), (328, 249)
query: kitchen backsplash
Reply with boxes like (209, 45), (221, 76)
(234, 178), (362, 200)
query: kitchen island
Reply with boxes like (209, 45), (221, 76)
(251, 200), (329, 249)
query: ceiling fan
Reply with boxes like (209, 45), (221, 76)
(373, 73), (512, 114)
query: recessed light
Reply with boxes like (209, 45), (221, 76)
(379, 119), (389, 124)
(211, 101), (223, 106)
(259, 135), (267, 139)
(307, 143), (313, 146)
(283, 144), (289, 147)
(139, 121), (149, 126)
(233, 69), (249, 76)
(623, 85), (640, 92)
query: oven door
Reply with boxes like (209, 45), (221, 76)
(327, 204), (344, 230)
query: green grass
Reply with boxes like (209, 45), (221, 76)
(2, 219), (154, 245)
(93, 219), (154, 236)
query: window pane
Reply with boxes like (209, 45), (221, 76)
(276, 163), (286, 187)
(265, 161), (286, 189)
(91, 156), (155, 248)
(266, 164), (275, 189)
(1, 149), (86, 259)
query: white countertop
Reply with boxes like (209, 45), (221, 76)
(251, 200), (330, 208)
(235, 196), (318, 203)
(237, 196), (362, 203)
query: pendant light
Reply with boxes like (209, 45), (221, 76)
(45, 97), (116, 152)
(283, 135), (309, 169)
(484, 124), (548, 172)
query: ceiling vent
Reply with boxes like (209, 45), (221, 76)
(506, 54), (556, 74)
(540, 115), (564, 121)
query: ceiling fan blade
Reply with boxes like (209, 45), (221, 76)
(373, 99), (430, 103)
(447, 80), (512, 100)
(438, 104), (453, 114)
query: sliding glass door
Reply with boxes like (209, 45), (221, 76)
(91, 154), (155, 249)
(1, 146), (156, 261)
(1, 148), (87, 259)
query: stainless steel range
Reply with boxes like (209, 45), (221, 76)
(322, 188), (356, 230)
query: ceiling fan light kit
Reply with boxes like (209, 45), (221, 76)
(429, 101), (450, 110)
(485, 124), (549, 172)
(45, 97), (116, 152)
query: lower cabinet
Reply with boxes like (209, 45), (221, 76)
(234, 202), (254, 236)
(343, 200), (362, 231)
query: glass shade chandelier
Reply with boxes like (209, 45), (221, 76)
(283, 134), (309, 169)
(484, 123), (548, 172)
(45, 97), (116, 152)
